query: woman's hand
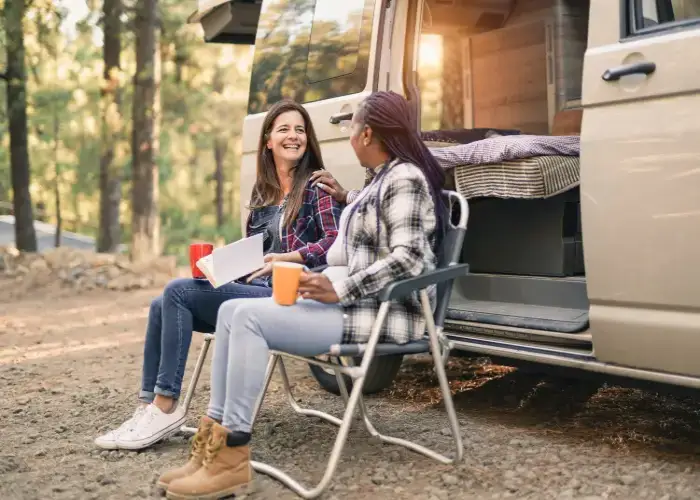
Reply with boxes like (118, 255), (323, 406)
(264, 252), (303, 264)
(310, 170), (349, 204)
(298, 272), (339, 303)
(246, 262), (273, 282)
(248, 252), (304, 282)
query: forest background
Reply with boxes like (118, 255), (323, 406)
(1, 0), (441, 264)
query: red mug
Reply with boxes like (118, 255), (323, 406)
(189, 242), (214, 279)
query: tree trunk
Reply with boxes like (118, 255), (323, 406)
(212, 63), (226, 229)
(213, 138), (226, 228)
(131, 0), (161, 263)
(4, 0), (37, 252)
(440, 34), (464, 131)
(53, 110), (62, 248)
(174, 44), (186, 84)
(98, 0), (123, 253)
(230, 157), (240, 232)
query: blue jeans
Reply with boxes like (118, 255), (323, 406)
(207, 297), (344, 432)
(139, 278), (272, 403)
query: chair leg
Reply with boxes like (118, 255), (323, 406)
(277, 357), (343, 426)
(334, 357), (351, 403)
(420, 289), (463, 463)
(349, 293), (463, 464)
(251, 364), (368, 499)
(180, 336), (212, 435)
(346, 363), (380, 438)
(251, 302), (393, 499)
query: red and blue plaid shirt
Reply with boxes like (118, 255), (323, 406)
(246, 181), (342, 269)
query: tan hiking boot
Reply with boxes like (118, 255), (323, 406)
(165, 422), (255, 500)
(157, 416), (216, 490)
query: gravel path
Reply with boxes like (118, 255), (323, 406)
(1, 285), (699, 499)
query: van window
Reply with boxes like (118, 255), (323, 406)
(247, 0), (376, 115)
(307, 0), (364, 83)
(631, 0), (700, 33)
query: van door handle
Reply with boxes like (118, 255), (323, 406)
(602, 61), (656, 82)
(329, 111), (353, 124)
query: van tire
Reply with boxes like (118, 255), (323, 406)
(308, 355), (404, 395)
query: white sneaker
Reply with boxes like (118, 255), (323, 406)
(94, 406), (147, 450)
(116, 404), (187, 450)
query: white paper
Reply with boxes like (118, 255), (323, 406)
(196, 233), (265, 288)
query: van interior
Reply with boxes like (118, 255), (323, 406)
(411, 0), (591, 342)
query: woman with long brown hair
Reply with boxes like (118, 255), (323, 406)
(94, 100), (342, 452)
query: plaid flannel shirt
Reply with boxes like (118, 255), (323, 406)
(333, 160), (438, 345)
(246, 180), (342, 269)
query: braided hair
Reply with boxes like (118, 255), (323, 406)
(354, 91), (447, 245)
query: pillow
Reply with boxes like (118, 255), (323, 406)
(421, 127), (520, 145)
(424, 140), (457, 148)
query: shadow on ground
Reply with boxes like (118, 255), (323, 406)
(384, 355), (700, 457)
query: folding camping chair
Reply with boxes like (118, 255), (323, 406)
(248, 190), (469, 499)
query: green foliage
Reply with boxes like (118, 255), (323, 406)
(1, 0), (253, 255)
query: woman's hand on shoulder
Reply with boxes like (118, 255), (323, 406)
(310, 170), (348, 204)
(298, 272), (339, 303)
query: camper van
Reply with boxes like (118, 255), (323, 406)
(189, 0), (700, 394)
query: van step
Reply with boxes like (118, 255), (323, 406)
(446, 298), (589, 334)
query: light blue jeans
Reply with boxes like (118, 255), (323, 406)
(207, 297), (344, 432)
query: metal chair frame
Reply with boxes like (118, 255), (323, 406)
(180, 333), (215, 434)
(248, 191), (470, 498)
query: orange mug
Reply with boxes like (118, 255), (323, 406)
(189, 242), (214, 279)
(272, 262), (304, 306)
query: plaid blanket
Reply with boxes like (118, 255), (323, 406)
(429, 135), (580, 169)
(453, 156), (580, 200)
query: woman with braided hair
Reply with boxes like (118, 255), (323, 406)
(156, 91), (448, 500)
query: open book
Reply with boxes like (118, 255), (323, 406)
(196, 233), (265, 288)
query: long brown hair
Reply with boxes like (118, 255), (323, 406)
(249, 99), (325, 227)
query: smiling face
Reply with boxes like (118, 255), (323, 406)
(266, 110), (308, 166)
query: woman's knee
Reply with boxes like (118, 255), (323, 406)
(218, 298), (244, 318)
(216, 298), (247, 332)
(162, 277), (195, 301)
(229, 300), (270, 338)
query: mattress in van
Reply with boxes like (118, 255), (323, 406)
(452, 155), (580, 200)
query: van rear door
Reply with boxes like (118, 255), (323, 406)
(188, 0), (262, 44)
(581, 0), (700, 376)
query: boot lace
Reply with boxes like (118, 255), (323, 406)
(190, 428), (207, 459)
(203, 432), (224, 467)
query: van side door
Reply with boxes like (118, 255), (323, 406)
(581, 0), (700, 375)
(237, 0), (388, 222)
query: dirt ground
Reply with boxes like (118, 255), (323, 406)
(2, 283), (700, 500)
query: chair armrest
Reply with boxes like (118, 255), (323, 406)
(378, 264), (469, 302)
